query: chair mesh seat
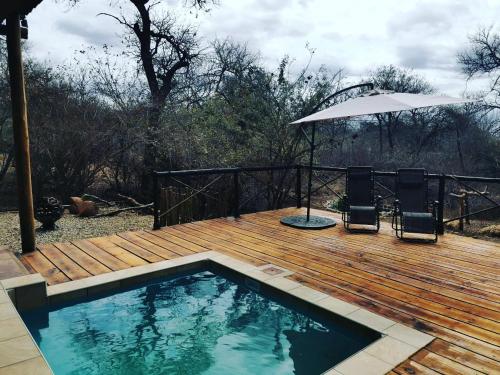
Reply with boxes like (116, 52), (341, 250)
(349, 205), (377, 225)
(402, 212), (435, 234)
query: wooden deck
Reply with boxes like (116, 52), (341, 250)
(20, 208), (499, 374)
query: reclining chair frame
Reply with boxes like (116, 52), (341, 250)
(391, 169), (439, 243)
(342, 166), (382, 233)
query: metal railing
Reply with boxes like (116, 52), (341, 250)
(152, 165), (297, 229)
(152, 165), (500, 233)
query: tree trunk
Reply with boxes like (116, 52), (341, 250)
(455, 125), (466, 173)
(142, 100), (162, 193)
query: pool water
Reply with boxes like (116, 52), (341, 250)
(22, 269), (379, 375)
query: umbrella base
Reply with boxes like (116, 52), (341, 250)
(280, 215), (336, 229)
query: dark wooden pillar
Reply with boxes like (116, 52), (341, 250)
(6, 14), (36, 252)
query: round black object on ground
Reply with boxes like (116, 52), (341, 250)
(280, 215), (336, 229)
(35, 197), (64, 231)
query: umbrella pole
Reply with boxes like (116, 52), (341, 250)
(280, 122), (335, 228)
(306, 122), (316, 221)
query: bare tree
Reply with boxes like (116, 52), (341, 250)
(0, 44), (14, 187)
(97, 0), (215, 187)
(458, 27), (500, 109)
(369, 65), (434, 152)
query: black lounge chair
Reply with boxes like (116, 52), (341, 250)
(392, 168), (438, 242)
(341, 166), (381, 232)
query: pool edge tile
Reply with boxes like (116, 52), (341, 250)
(313, 296), (360, 317)
(263, 277), (302, 292)
(0, 317), (28, 343)
(287, 285), (330, 303)
(0, 274), (46, 290)
(0, 302), (18, 322)
(322, 368), (342, 375)
(364, 336), (419, 367)
(333, 351), (394, 375)
(383, 323), (435, 348)
(346, 308), (396, 332)
(0, 356), (53, 375)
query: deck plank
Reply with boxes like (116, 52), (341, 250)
(71, 239), (130, 271)
(411, 349), (483, 375)
(86, 237), (148, 267)
(20, 251), (70, 285)
(393, 360), (443, 375)
(116, 232), (179, 259)
(134, 230), (195, 256)
(249, 213), (500, 288)
(106, 235), (165, 263)
(426, 339), (500, 374)
(52, 242), (112, 276)
(20, 208), (500, 373)
(37, 244), (91, 280)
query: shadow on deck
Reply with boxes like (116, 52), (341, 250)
(20, 207), (500, 374)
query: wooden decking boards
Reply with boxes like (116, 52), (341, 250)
(20, 208), (500, 374)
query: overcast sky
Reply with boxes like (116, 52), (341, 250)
(26, 0), (500, 95)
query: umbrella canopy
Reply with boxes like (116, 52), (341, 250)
(282, 88), (476, 229)
(291, 89), (475, 125)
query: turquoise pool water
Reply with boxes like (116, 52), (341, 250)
(22, 268), (379, 375)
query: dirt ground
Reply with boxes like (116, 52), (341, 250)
(0, 209), (152, 253)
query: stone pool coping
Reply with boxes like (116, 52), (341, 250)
(0, 282), (52, 374)
(1, 251), (434, 375)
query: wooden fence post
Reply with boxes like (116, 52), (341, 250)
(6, 14), (35, 252)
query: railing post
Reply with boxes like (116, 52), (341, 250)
(437, 174), (445, 235)
(233, 170), (240, 218)
(296, 165), (302, 208)
(153, 172), (160, 230)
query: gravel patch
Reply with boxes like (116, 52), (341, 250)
(0, 210), (153, 253)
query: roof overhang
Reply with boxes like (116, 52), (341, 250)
(0, 0), (44, 23)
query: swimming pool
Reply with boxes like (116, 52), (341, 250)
(22, 264), (380, 375)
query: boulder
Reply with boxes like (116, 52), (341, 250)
(69, 196), (99, 217)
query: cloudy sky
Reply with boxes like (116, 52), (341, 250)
(26, 0), (500, 95)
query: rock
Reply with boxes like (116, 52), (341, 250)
(69, 197), (99, 217)
(69, 197), (83, 214)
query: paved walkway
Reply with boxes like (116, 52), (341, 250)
(0, 246), (28, 280)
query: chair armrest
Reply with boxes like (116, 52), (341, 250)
(432, 201), (439, 217)
(393, 199), (401, 214)
(375, 195), (383, 212)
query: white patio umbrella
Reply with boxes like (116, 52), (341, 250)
(281, 89), (475, 229)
